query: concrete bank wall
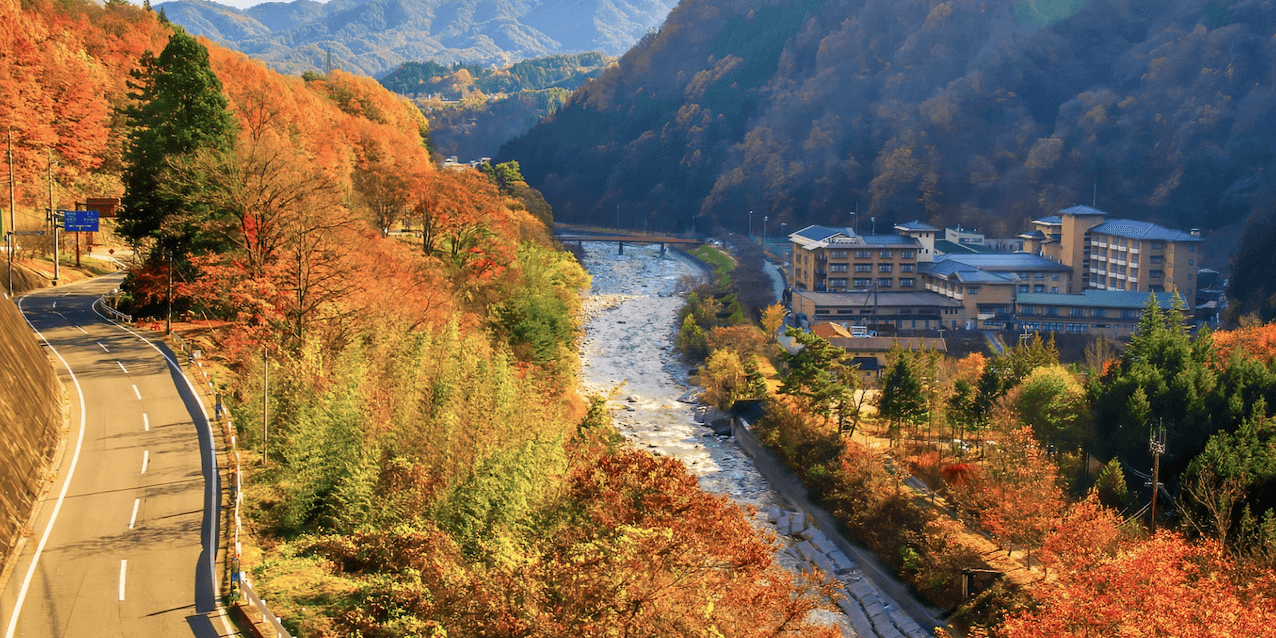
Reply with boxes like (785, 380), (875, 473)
(0, 294), (60, 570)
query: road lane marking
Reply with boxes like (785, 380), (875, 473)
(133, 384), (141, 400)
(98, 341), (109, 352)
(143, 413), (149, 432)
(74, 325), (87, 334)
(129, 499), (139, 529)
(93, 300), (224, 620)
(141, 450), (149, 474)
(51, 301), (56, 308)
(6, 299), (89, 638)
(117, 360), (128, 374)
(119, 560), (127, 601)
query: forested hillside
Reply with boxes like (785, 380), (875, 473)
(4, 1), (839, 635)
(157, 0), (675, 77)
(381, 53), (611, 159)
(501, 0), (1276, 246)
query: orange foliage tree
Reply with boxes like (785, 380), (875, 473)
(1000, 532), (1276, 638)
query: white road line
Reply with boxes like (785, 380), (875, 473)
(51, 301), (56, 309)
(142, 413), (149, 432)
(118, 560), (126, 601)
(116, 360), (128, 374)
(74, 325), (87, 334)
(140, 450), (149, 475)
(98, 341), (109, 352)
(93, 298), (224, 621)
(132, 384), (141, 400)
(5, 299), (89, 638)
(129, 499), (139, 530)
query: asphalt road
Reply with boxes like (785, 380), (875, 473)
(0, 274), (228, 638)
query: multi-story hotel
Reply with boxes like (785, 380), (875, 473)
(789, 222), (937, 293)
(1021, 205), (1202, 300)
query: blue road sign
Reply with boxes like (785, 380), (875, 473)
(62, 210), (100, 232)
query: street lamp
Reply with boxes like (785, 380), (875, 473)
(749, 210), (753, 238)
(763, 215), (768, 251)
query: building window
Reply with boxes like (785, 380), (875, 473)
(1035, 272), (1044, 279)
(1071, 307), (1086, 317)
(901, 264), (915, 273)
(853, 278), (871, 288)
(1034, 284), (1045, 293)
(829, 278), (847, 287)
(1190, 245), (1196, 252)
(879, 250), (892, 258)
(1122, 309), (1139, 319)
(1150, 255), (1164, 264)
(830, 250), (848, 258)
(1051, 286), (1058, 293)
(1151, 242), (1165, 249)
(902, 250), (916, 258)
(967, 287), (979, 294)
(1019, 284), (1029, 293)
(878, 264), (893, 273)
(1045, 306), (1059, 316)
(1189, 259), (1194, 266)
(1019, 272), (1030, 280)
(900, 278), (915, 288)
(878, 278), (893, 288)
(1150, 270), (1164, 279)
(1067, 323), (1087, 333)
(855, 250), (871, 259)
(1093, 308), (1107, 318)
(854, 263), (871, 272)
(1052, 273), (1059, 280)
(830, 263), (848, 272)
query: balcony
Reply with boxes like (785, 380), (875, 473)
(1095, 254), (1107, 262)
(1114, 259), (1126, 266)
(1129, 247), (1140, 255)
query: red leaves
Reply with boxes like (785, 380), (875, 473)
(1001, 532), (1276, 638)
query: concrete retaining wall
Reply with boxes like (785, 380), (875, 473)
(732, 416), (946, 637)
(0, 294), (61, 573)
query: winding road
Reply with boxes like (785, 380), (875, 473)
(0, 274), (228, 638)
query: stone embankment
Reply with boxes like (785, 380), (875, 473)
(576, 241), (936, 638)
(0, 294), (61, 578)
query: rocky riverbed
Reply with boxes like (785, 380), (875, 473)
(576, 242), (779, 512)
(575, 241), (934, 638)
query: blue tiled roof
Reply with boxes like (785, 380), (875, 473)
(934, 253), (1072, 271)
(1060, 205), (1109, 217)
(896, 220), (938, 231)
(1033, 215), (1063, 225)
(1091, 219), (1201, 242)
(792, 225), (851, 241)
(920, 259), (1014, 283)
(1017, 290), (1180, 310)
(860, 235), (919, 246)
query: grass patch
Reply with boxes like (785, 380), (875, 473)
(690, 244), (735, 272)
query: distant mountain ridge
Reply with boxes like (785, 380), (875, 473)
(157, 0), (675, 77)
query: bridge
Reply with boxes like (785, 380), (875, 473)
(554, 234), (704, 256)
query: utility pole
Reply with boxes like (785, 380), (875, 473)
(262, 346), (269, 465)
(166, 250), (173, 335)
(7, 130), (15, 296)
(1148, 424), (1166, 532)
(47, 151), (58, 285)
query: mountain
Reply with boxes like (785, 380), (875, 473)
(156, 0), (676, 77)
(498, 0), (1276, 245)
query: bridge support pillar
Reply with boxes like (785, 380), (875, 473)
(618, 241), (624, 255)
(659, 242), (667, 258)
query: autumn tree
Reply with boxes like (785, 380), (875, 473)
(760, 302), (785, 341)
(1009, 365), (1089, 453)
(999, 532), (1276, 638)
(353, 159), (411, 235)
